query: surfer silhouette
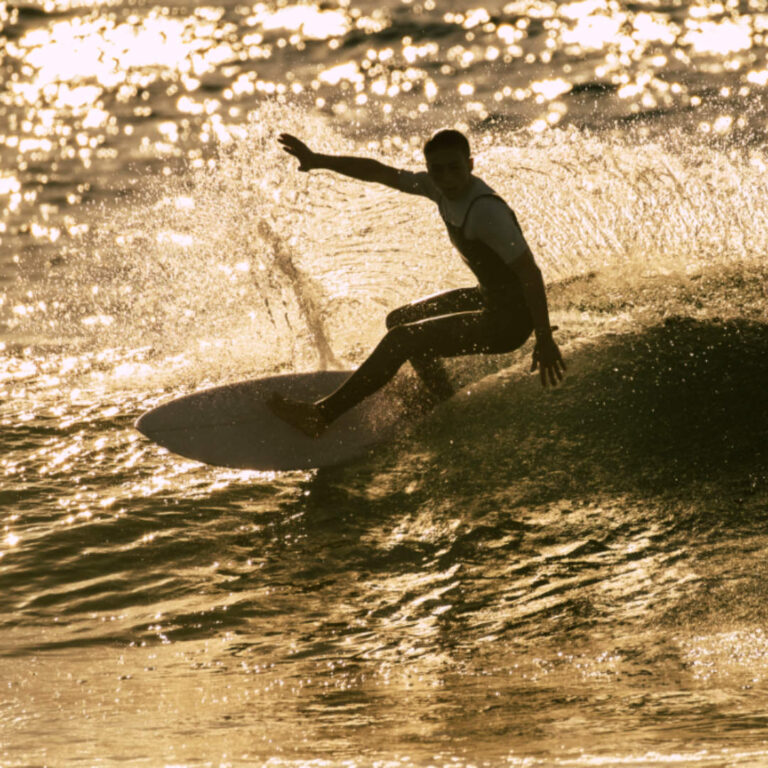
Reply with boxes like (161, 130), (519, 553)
(268, 129), (565, 438)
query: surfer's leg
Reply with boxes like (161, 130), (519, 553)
(386, 288), (484, 400)
(385, 287), (484, 328)
(316, 308), (532, 423)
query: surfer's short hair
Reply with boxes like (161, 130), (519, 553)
(424, 129), (471, 158)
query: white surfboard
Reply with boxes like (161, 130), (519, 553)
(134, 371), (410, 471)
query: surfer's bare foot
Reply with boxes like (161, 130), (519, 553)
(267, 393), (328, 438)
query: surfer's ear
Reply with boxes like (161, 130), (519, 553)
(468, 156), (474, 171)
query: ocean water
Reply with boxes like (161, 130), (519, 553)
(2, 0), (768, 765)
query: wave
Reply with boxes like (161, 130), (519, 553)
(417, 313), (767, 499)
(4, 257), (765, 658)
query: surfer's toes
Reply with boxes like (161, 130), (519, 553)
(267, 393), (328, 439)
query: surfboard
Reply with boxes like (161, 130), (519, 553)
(134, 371), (410, 471)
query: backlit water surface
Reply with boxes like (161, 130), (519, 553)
(2, 0), (768, 765)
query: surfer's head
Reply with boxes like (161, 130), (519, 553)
(424, 129), (473, 200)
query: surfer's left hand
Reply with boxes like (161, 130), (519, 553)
(531, 332), (566, 388)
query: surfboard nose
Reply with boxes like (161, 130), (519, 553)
(134, 411), (150, 435)
(134, 408), (163, 436)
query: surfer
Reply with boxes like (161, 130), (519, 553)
(268, 129), (565, 437)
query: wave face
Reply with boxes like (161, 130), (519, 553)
(2, 0), (768, 765)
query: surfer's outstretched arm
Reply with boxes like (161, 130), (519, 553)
(279, 133), (402, 189)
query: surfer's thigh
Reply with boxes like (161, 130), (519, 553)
(392, 309), (530, 358)
(386, 287), (484, 329)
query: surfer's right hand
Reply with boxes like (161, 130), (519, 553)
(530, 326), (566, 388)
(279, 133), (318, 172)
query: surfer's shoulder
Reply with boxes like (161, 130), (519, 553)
(392, 169), (440, 201)
(469, 175), (499, 198)
(464, 193), (523, 242)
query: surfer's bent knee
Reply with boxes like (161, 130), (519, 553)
(386, 306), (408, 330)
(384, 324), (410, 349)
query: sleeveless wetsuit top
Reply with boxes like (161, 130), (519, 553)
(441, 194), (528, 311)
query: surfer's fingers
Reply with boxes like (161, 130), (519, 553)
(550, 346), (566, 375)
(279, 135), (308, 156)
(540, 360), (563, 388)
(547, 363), (557, 387)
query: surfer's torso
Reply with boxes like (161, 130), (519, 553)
(394, 172), (531, 309)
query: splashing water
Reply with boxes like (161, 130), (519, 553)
(8, 107), (346, 386)
(6, 104), (767, 394)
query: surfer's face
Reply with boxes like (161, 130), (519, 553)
(425, 147), (474, 200)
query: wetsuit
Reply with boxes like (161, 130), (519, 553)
(315, 173), (535, 422)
